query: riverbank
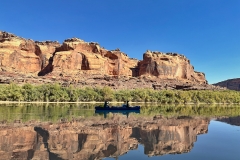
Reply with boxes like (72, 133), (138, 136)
(1, 83), (240, 104)
(0, 101), (238, 105)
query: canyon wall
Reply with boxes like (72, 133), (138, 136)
(139, 51), (206, 84)
(0, 31), (207, 86)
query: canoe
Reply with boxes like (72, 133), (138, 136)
(95, 109), (140, 118)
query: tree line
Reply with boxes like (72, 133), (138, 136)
(1, 83), (240, 104)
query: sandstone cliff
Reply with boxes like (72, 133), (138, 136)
(0, 115), (209, 159)
(139, 51), (206, 84)
(0, 31), (60, 74)
(0, 31), (216, 90)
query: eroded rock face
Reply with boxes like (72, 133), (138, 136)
(0, 31), (207, 86)
(0, 31), (60, 75)
(0, 31), (39, 73)
(35, 40), (61, 72)
(0, 116), (209, 159)
(139, 51), (206, 84)
(51, 38), (139, 77)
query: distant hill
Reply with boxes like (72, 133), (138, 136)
(213, 78), (240, 91)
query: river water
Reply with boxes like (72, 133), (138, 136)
(0, 103), (239, 160)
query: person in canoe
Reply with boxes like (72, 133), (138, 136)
(122, 101), (130, 108)
(104, 101), (109, 108)
(126, 101), (130, 108)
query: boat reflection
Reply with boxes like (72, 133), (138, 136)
(95, 109), (140, 118)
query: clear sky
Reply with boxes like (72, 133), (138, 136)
(0, 0), (239, 84)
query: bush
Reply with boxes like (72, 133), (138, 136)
(1, 83), (240, 103)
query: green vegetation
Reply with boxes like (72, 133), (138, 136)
(0, 103), (240, 123)
(140, 104), (240, 117)
(0, 103), (95, 123)
(1, 83), (240, 104)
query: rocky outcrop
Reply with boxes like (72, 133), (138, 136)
(214, 78), (240, 91)
(0, 116), (209, 159)
(0, 31), (213, 90)
(139, 51), (206, 84)
(0, 31), (38, 73)
(0, 31), (139, 78)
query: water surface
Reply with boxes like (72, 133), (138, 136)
(0, 103), (239, 160)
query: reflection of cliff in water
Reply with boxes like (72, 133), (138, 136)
(0, 115), (209, 159)
(217, 116), (240, 126)
(132, 116), (209, 156)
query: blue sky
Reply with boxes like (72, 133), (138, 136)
(1, 0), (239, 84)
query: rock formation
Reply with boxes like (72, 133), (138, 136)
(0, 31), (138, 78)
(214, 78), (240, 91)
(0, 31), (221, 90)
(138, 51), (206, 84)
(0, 115), (209, 159)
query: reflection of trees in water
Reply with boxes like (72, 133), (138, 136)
(0, 103), (96, 123)
(1, 103), (240, 124)
(140, 105), (240, 117)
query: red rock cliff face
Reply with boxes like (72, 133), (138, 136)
(139, 51), (206, 84)
(0, 31), (60, 74)
(43, 38), (138, 77)
(0, 31), (206, 84)
(0, 31), (39, 73)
